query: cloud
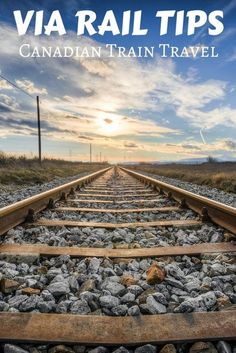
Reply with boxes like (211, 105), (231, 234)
(223, 139), (236, 150)
(124, 142), (138, 148)
(177, 106), (236, 129)
(181, 144), (201, 150)
(104, 118), (113, 124)
(227, 48), (236, 62)
(0, 79), (13, 90)
(223, 0), (236, 16)
(212, 28), (236, 45)
(0, 23), (235, 160)
(0, 94), (19, 111)
(184, 44), (206, 58)
(15, 79), (48, 95)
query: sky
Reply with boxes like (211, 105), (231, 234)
(0, 0), (236, 163)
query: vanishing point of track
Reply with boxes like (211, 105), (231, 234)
(0, 166), (236, 346)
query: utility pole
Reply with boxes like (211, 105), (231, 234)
(36, 96), (42, 166)
(90, 143), (92, 163)
(100, 152), (102, 163)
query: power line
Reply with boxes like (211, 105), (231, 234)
(0, 73), (35, 99)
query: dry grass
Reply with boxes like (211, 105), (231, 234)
(0, 152), (108, 186)
(127, 162), (236, 193)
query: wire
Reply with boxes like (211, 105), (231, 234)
(0, 73), (35, 99)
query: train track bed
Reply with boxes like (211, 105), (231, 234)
(2, 223), (226, 248)
(130, 169), (236, 208)
(0, 252), (235, 316)
(0, 170), (103, 209)
(2, 340), (236, 353)
(0, 167), (236, 352)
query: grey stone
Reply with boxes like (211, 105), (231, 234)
(25, 278), (38, 288)
(99, 295), (120, 308)
(111, 304), (128, 316)
(217, 341), (232, 353)
(174, 300), (194, 313)
(0, 254), (39, 265)
(68, 276), (79, 292)
(165, 277), (184, 289)
(0, 301), (9, 311)
(2, 268), (19, 278)
(70, 300), (91, 314)
(139, 259), (150, 271)
(46, 268), (62, 280)
(120, 292), (135, 303)
(128, 305), (140, 316)
(135, 344), (157, 353)
(201, 291), (217, 309)
(79, 291), (97, 303)
(41, 290), (55, 301)
(38, 301), (54, 313)
(19, 295), (40, 311)
(4, 345), (29, 353)
(47, 281), (70, 296)
(165, 264), (185, 280)
(152, 292), (168, 305)
(175, 291), (216, 312)
(8, 295), (28, 309)
(209, 264), (226, 276)
(186, 234), (200, 244)
(54, 255), (70, 266)
(145, 296), (167, 314)
(185, 279), (201, 292)
(104, 282), (126, 296)
(51, 275), (66, 284)
(128, 285), (143, 296)
(210, 233), (223, 243)
(87, 347), (109, 353)
(88, 258), (101, 274)
(229, 293), (236, 304)
(56, 300), (71, 313)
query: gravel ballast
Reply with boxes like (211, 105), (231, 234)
(0, 254), (235, 316)
(1, 341), (236, 353)
(0, 171), (99, 208)
(135, 171), (236, 208)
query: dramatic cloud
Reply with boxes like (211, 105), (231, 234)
(0, 23), (235, 161)
(15, 79), (48, 95)
(0, 79), (13, 90)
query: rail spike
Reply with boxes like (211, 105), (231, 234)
(47, 198), (55, 209)
(25, 208), (35, 223)
(201, 207), (211, 222)
(69, 188), (75, 197)
(60, 192), (67, 202)
(179, 198), (188, 209)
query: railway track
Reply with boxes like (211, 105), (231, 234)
(0, 166), (236, 353)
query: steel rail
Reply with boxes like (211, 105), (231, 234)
(120, 167), (236, 234)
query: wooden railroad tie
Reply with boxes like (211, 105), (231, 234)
(1, 242), (235, 258)
(0, 312), (235, 344)
(34, 219), (202, 229)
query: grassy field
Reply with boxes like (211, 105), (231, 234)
(127, 162), (236, 193)
(0, 152), (108, 189)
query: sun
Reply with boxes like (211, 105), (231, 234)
(97, 116), (124, 136)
